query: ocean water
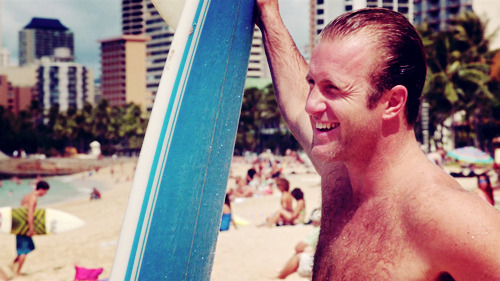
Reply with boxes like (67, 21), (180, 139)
(0, 174), (104, 207)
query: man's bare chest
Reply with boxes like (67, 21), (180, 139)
(314, 205), (429, 280)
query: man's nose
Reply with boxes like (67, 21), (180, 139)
(305, 86), (326, 116)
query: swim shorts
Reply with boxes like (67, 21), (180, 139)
(16, 235), (35, 255)
(297, 252), (314, 278)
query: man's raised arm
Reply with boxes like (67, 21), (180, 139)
(255, 0), (312, 154)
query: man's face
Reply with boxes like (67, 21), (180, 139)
(305, 36), (384, 163)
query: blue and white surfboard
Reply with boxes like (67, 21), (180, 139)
(110, 0), (255, 280)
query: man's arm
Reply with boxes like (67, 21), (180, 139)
(255, 0), (312, 154)
(26, 195), (37, 237)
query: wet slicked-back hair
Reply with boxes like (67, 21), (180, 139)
(319, 8), (426, 126)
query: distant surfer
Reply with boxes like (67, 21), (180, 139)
(12, 180), (50, 276)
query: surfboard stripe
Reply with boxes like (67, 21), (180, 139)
(112, 0), (255, 279)
(11, 208), (46, 235)
(110, 1), (203, 279)
(125, 2), (210, 279)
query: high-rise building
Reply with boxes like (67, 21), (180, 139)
(247, 26), (270, 79)
(414, 0), (472, 31)
(100, 35), (150, 111)
(121, 0), (174, 111)
(19, 17), (74, 66)
(309, 0), (415, 53)
(0, 48), (10, 69)
(122, 0), (146, 35)
(122, 0), (271, 102)
(0, 75), (36, 113)
(0, 0), (10, 70)
(37, 57), (94, 112)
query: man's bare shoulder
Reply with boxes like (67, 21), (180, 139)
(402, 176), (500, 279)
(20, 192), (37, 208)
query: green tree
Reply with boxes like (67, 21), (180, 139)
(121, 103), (147, 151)
(420, 11), (498, 148)
(0, 106), (17, 155)
(235, 84), (298, 154)
(0, 98), (149, 157)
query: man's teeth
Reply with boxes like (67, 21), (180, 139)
(316, 122), (339, 130)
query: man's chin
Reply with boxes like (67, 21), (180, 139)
(311, 145), (340, 162)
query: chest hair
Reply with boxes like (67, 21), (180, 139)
(313, 175), (413, 280)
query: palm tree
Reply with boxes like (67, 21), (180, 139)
(234, 84), (297, 154)
(420, 12), (497, 148)
(121, 103), (147, 152)
(91, 99), (112, 152)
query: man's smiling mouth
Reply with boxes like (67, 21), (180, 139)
(315, 122), (339, 132)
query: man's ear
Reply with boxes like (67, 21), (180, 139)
(382, 85), (407, 121)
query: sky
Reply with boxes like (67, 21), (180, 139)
(2, 0), (309, 78)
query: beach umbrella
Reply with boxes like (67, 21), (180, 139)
(446, 146), (493, 164)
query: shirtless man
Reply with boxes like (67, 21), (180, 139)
(12, 180), (50, 276)
(255, 2), (500, 280)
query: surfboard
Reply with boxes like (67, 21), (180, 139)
(0, 207), (85, 235)
(110, 0), (255, 280)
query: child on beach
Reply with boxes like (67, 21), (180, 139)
(220, 194), (237, 231)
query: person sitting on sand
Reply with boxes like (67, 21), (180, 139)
(220, 194), (237, 231)
(449, 163), (478, 177)
(228, 168), (260, 198)
(277, 208), (320, 279)
(270, 160), (283, 179)
(266, 188), (306, 227)
(475, 174), (495, 206)
(90, 187), (101, 200)
(275, 177), (293, 213)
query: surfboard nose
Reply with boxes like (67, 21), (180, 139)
(151, 0), (185, 31)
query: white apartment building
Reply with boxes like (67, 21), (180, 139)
(38, 57), (94, 112)
(414, 0), (472, 31)
(247, 26), (270, 79)
(310, 0), (415, 52)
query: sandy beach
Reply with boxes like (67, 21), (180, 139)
(0, 157), (498, 281)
